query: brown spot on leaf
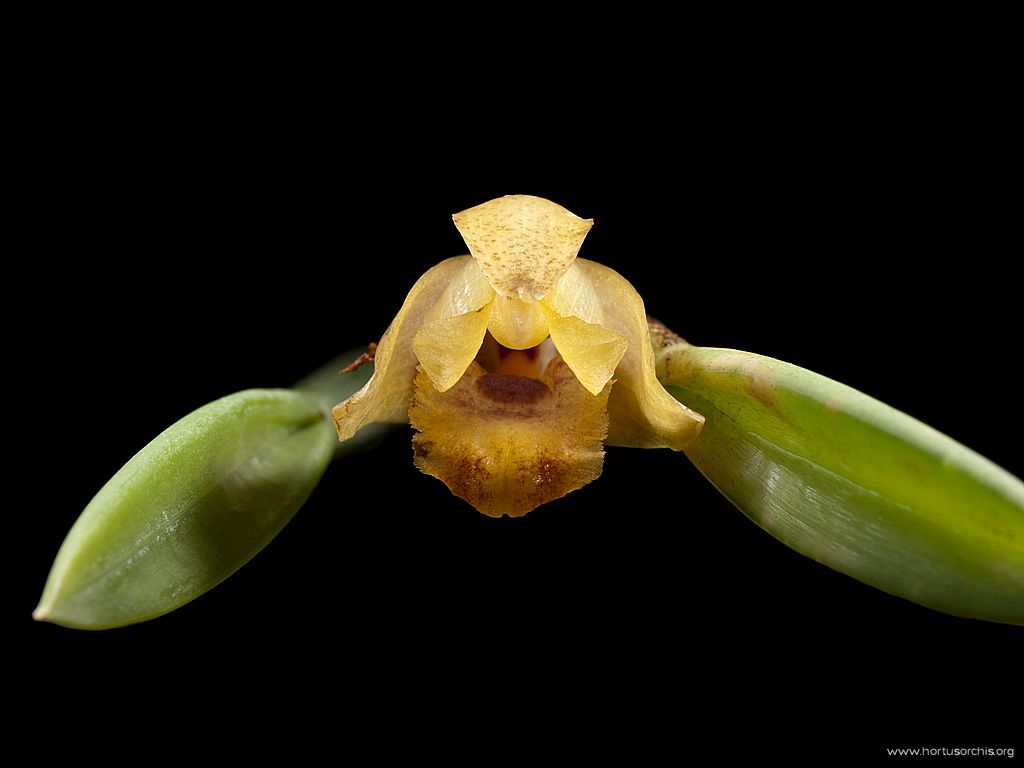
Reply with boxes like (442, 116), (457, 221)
(745, 374), (778, 411)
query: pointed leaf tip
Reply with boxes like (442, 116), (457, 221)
(38, 388), (336, 629)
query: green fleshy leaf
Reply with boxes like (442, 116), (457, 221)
(657, 343), (1024, 625)
(36, 350), (378, 629)
(36, 389), (334, 629)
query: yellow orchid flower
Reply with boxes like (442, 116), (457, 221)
(332, 195), (704, 517)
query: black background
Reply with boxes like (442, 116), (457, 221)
(14, 26), (1020, 760)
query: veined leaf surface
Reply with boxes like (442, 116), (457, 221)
(658, 344), (1024, 625)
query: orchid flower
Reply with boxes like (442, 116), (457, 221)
(332, 195), (702, 517)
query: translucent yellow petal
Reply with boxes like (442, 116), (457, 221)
(452, 195), (593, 301)
(413, 304), (493, 392)
(420, 257), (494, 323)
(571, 259), (704, 449)
(544, 261), (604, 322)
(333, 256), (473, 441)
(487, 295), (550, 350)
(409, 357), (610, 517)
(543, 307), (626, 396)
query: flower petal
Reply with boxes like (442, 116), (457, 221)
(413, 256), (496, 392)
(413, 305), (494, 392)
(544, 308), (626, 396)
(333, 256), (476, 440)
(409, 357), (610, 517)
(453, 195), (593, 301)
(419, 256), (495, 321)
(570, 259), (704, 449)
(544, 260), (605, 320)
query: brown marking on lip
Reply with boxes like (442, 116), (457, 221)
(476, 374), (550, 404)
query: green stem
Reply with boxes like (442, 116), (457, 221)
(293, 349), (393, 458)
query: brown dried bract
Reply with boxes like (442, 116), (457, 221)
(646, 317), (686, 354)
(340, 342), (378, 374)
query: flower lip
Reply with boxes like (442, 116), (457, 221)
(409, 357), (611, 518)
